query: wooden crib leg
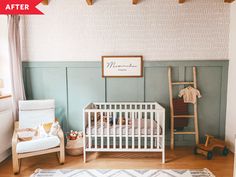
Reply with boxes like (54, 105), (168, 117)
(162, 150), (165, 164)
(84, 151), (86, 163)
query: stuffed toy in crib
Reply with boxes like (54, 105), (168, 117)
(90, 111), (131, 126)
(110, 116), (131, 126)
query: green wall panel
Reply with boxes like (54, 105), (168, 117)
(187, 67), (222, 139)
(24, 67), (67, 130)
(106, 78), (144, 102)
(67, 68), (105, 130)
(22, 60), (229, 146)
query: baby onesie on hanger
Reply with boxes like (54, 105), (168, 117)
(178, 86), (201, 104)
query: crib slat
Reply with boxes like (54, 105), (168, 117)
(107, 111), (110, 149)
(119, 111), (122, 149)
(157, 111), (160, 149)
(126, 111), (128, 149)
(83, 111), (86, 151)
(88, 112), (91, 149)
(162, 110), (165, 163)
(132, 111), (135, 149)
(151, 111), (153, 149)
(138, 111), (141, 149)
(95, 112), (97, 149)
(113, 111), (116, 149)
(101, 111), (104, 149)
(145, 111), (147, 149)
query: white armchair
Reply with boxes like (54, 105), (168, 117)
(12, 100), (65, 174)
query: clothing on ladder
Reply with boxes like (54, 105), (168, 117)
(178, 86), (201, 104)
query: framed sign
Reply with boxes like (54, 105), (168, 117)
(102, 56), (143, 78)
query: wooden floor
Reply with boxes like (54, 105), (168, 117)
(0, 147), (234, 177)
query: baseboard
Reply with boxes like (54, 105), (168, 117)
(0, 148), (11, 163)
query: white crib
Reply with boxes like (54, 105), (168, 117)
(83, 102), (165, 163)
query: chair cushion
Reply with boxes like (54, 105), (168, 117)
(16, 136), (60, 153)
(19, 100), (55, 128)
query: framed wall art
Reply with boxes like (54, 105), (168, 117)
(102, 56), (143, 78)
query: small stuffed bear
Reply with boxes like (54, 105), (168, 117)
(117, 117), (126, 125)
(68, 130), (78, 140)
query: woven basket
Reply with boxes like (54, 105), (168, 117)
(66, 147), (83, 156)
(66, 138), (83, 156)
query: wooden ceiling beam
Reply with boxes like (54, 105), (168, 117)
(178, 0), (185, 3)
(133, 0), (139, 5)
(224, 0), (235, 3)
(41, 0), (49, 5)
(86, 0), (93, 5)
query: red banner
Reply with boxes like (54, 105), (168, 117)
(0, 0), (44, 15)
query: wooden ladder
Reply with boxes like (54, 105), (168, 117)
(168, 66), (199, 150)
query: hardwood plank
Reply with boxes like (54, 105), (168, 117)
(0, 147), (233, 177)
(179, 0), (185, 3)
(86, 0), (93, 5)
(133, 0), (139, 4)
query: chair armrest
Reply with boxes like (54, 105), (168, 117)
(12, 123), (19, 148)
(14, 121), (19, 129)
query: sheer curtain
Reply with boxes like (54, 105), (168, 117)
(8, 15), (26, 120)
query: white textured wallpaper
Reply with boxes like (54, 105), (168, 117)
(22, 0), (230, 61)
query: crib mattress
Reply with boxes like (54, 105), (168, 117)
(86, 119), (162, 136)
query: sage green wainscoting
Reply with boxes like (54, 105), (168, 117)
(22, 60), (228, 146)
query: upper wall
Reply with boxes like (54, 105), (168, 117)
(21, 0), (230, 61)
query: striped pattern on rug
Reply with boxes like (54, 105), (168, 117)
(30, 168), (215, 177)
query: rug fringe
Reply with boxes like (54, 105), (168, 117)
(30, 168), (41, 177)
(203, 168), (216, 177)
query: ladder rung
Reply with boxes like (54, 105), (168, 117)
(174, 132), (196, 135)
(172, 82), (194, 85)
(174, 115), (194, 118)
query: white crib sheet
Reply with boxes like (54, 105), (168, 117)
(86, 119), (162, 135)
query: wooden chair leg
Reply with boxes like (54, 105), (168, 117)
(12, 154), (20, 174)
(57, 150), (65, 164)
(60, 148), (65, 164)
(57, 128), (65, 164)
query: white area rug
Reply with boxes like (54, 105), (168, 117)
(30, 168), (215, 177)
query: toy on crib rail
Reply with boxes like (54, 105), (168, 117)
(194, 134), (229, 160)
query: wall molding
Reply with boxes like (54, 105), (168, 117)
(22, 60), (229, 145)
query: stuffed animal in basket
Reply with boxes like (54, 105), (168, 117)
(68, 130), (79, 140)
